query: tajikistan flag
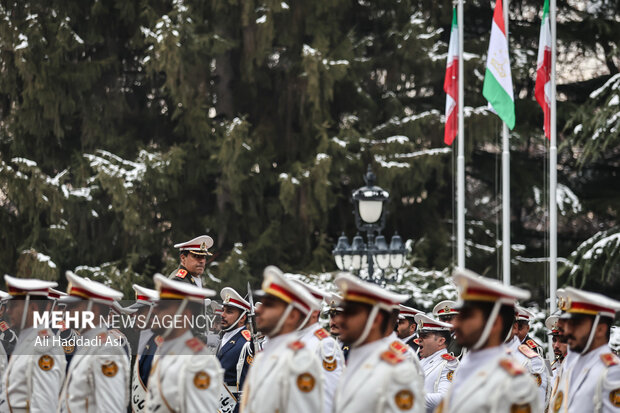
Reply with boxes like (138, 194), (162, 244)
(535, 0), (551, 139)
(482, 0), (515, 129)
(444, 7), (459, 146)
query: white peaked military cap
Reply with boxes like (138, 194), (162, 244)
(48, 288), (67, 300)
(335, 273), (408, 310)
(415, 313), (453, 332)
(289, 278), (329, 302)
(432, 300), (459, 317)
(4, 275), (58, 298)
(326, 293), (343, 311)
(174, 235), (214, 256)
(65, 271), (123, 305)
(452, 268), (530, 306)
(132, 284), (159, 306)
(398, 304), (422, 320)
(515, 305), (536, 322)
(259, 266), (320, 315)
(110, 301), (138, 315)
(559, 287), (620, 319)
(545, 315), (561, 335)
(220, 287), (251, 312)
(154, 273), (215, 303)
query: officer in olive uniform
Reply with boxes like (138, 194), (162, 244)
(169, 235), (214, 287)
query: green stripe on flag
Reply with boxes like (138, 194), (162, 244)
(483, 70), (515, 129)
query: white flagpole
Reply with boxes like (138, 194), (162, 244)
(457, 0), (465, 268)
(549, 0), (558, 322)
(502, 0), (511, 286)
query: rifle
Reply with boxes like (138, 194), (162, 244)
(246, 282), (260, 354)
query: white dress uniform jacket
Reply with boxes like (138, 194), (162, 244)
(440, 345), (543, 413)
(550, 344), (620, 413)
(146, 330), (223, 413)
(298, 322), (345, 413)
(382, 332), (424, 377)
(549, 348), (576, 403)
(58, 328), (130, 413)
(419, 348), (458, 413)
(0, 342), (7, 409)
(506, 336), (549, 405)
(1, 328), (66, 413)
(333, 337), (425, 413)
(240, 331), (323, 413)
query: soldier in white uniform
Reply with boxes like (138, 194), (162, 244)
(130, 284), (159, 413)
(545, 314), (567, 402)
(145, 274), (223, 413)
(58, 272), (130, 413)
(550, 287), (620, 413)
(546, 315), (566, 377)
(505, 305), (549, 405)
(291, 279), (345, 413)
(1, 276), (66, 413)
(333, 273), (425, 413)
(432, 300), (464, 359)
(414, 313), (458, 413)
(439, 268), (542, 413)
(240, 266), (323, 413)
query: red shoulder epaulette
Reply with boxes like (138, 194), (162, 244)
(600, 353), (620, 367)
(390, 340), (407, 355)
(518, 344), (538, 359)
(314, 328), (329, 340)
(155, 335), (164, 346)
(38, 330), (50, 337)
(97, 332), (107, 342)
(442, 353), (456, 361)
(175, 269), (188, 279)
(381, 350), (404, 365)
(0, 321), (8, 332)
(186, 337), (204, 352)
(499, 358), (525, 375)
(526, 339), (538, 349)
(241, 330), (251, 341)
(288, 340), (305, 351)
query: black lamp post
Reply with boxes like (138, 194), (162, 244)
(332, 166), (407, 283)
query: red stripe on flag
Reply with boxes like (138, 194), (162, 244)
(444, 60), (458, 146)
(535, 51), (551, 139)
(493, 0), (506, 34)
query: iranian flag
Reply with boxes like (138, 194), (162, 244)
(482, 0), (515, 129)
(444, 8), (458, 146)
(535, 0), (551, 139)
